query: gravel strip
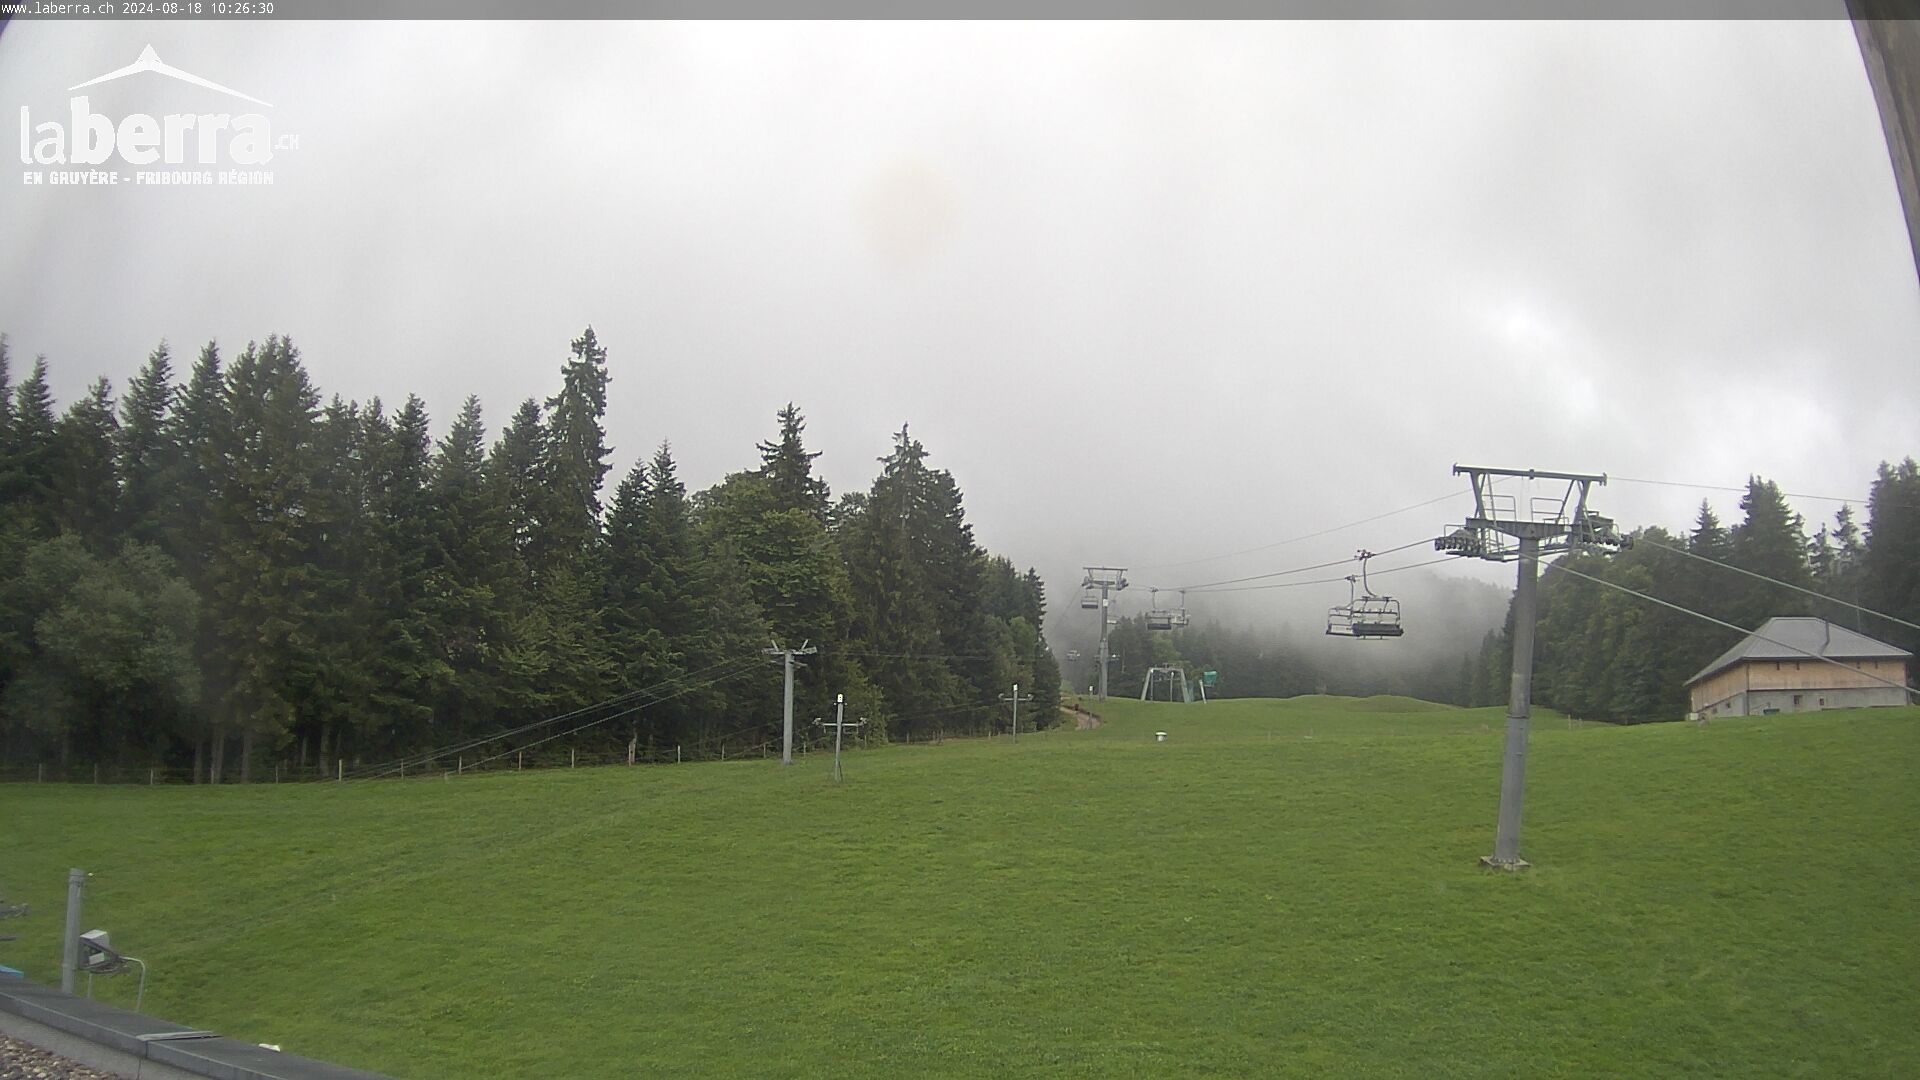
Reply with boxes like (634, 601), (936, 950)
(0, 1033), (122, 1080)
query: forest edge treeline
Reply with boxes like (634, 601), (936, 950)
(0, 329), (1062, 780)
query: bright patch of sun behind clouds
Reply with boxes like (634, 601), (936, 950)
(856, 157), (960, 272)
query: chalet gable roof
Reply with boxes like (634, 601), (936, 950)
(1685, 617), (1912, 687)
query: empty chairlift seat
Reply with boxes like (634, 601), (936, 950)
(1144, 588), (1190, 632)
(1325, 554), (1404, 639)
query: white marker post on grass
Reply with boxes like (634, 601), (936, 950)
(815, 694), (867, 783)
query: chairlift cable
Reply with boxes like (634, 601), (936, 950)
(1632, 535), (1920, 634)
(339, 655), (764, 782)
(1539, 556), (1919, 700)
(1199, 555), (1459, 594)
(1611, 475), (1874, 505)
(1127, 490), (1463, 575)
(1173, 535), (1437, 593)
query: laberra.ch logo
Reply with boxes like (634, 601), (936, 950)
(17, 45), (297, 187)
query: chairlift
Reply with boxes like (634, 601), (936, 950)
(1144, 588), (1190, 632)
(1145, 589), (1174, 631)
(1325, 552), (1404, 639)
(1079, 585), (1101, 610)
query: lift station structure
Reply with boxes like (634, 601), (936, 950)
(1140, 665), (1202, 703)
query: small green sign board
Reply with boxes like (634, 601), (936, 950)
(1202, 670), (1219, 686)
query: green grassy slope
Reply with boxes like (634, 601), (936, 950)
(2, 698), (1916, 1078)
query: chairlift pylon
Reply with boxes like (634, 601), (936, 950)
(1326, 550), (1404, 639)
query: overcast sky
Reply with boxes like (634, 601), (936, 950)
(2, 18), (1915, 637)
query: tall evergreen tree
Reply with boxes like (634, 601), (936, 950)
(353, 395), (446, 752)
(756, 402), (830, 521)
(541, 327), (613, 566)
(609, 445), (756, 746)
(2, 357), (59, 537)
(159, 344), (229, 778)
(487, 398), (546, 582)
(0, 336), (13, 467)
(1689, 501), (1731, 560)
(52, 378), (120, 549)
(841, 426), (985, 734)
(301, 395), (370, 769)
(1828, 503), (1868, 631)
(1864, 458), (1920, 653)
(117, 343), (178, 546)
(1729, 477), (1811, 629)
(426, 395), (515, 742)
(698, 467), (872, 728)
(205, 337), (322, 781)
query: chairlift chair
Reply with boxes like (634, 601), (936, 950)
(1145, 588), (1189, 631)
(1348, 593), (1404, 638)
(1144, 587), (1175, 631)
(1325, 553), (1404, 640)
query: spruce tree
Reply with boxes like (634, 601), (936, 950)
(603, 455), (672, 738)
(0, 336), (13, 477)
(1689, 501), (1731, 561)
(161, 344), (229, 777)
(609, 444), (776, 747)
(355, 395), (444, 752)
(1729, 477), (1811, 629)
(52, 378), (120, 550)
(1830, 503), (1868, 631)
(118, 343), (177, 546)
(427, 395), (515, 742)
(3, 357), (59, 537)
(841, 426), (976, 733)
(699, 468), (870, 729)
(541, 327), (613, 566)
(206, 337), (321, 781)
(303, 395), (370, 769)
(487, 398), (546, 583)
(756, 402), (830, 521)
(1864, 458), (1920, 653)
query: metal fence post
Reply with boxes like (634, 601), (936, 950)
(60, 868), (84, 993)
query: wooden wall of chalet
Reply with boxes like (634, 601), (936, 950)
(1689, 658), (1911, 713)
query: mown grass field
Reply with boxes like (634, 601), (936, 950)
(2, 696), (1917, 1078)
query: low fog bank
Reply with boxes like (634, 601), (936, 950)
(1047, 568), (1511, 703)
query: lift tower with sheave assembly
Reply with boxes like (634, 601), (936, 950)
(1437, 465), (1629, 869)
(1082, 567), (1128, 700)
